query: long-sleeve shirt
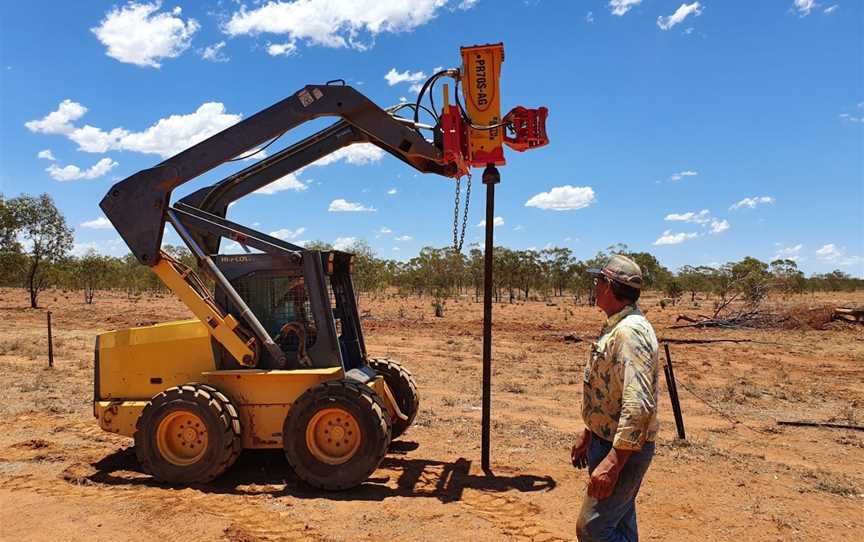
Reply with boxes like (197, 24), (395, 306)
(582, 304), (659, 450)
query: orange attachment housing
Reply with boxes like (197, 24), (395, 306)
(460, 43), (506, 167)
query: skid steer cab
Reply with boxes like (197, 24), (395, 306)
(92, 43), (548, 489)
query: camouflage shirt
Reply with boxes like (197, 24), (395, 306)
(582, 304), (659, 450)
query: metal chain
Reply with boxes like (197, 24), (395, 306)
(452, 173), (472, 252)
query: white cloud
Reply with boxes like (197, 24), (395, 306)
(46, 157), (118, 181)
(586, 11), (595, 23)
(267, 41), (297, 57)
(525, 185), (596, 211)
(409, 82), (424, 94)
(329, 198), (376, 212)
(269, 227), (306, 240)
(387, 188), (397, 195)
(653, 230), (699, 246)
(392, 246), (400, 252)
(376, 227), (392, 238)
(824, 4), (838, 14)
(385, 68), (426, 86)
(657, 2), (703, 31)
(839, 113), (862, 123)
(57, 102), (242, 157)
(394, 235), (413, 241)
(477, 216), (504, 228)
(609, 0), (641, 16)
(793, 0), (817, 16)
(224, 0), (463, 52)
(91, 2), (200, 68)
(254, 173), (308, 195)
(774, 243), (803, 262)
(665, 209), (711, 224)
(669, 170), (698, 181)
(730, 196), (775, 210)
(513, 224), (524, 231)
(313, 143), (384, 166)
(815, 244), (862, 268)
(457, 0), (479, 9)
(25, 99), (87, 135)
(37, 149), (56, 161)
(709, 218), (729, 234)
(333, 236), (357, 250)
(200, 41), (229, 62)
(80, 216), (113, 229)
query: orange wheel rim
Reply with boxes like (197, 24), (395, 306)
(305, 407), (361, 465)
(155, 411), (208, 466)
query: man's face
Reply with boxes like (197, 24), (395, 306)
(594, 275), (612, 309)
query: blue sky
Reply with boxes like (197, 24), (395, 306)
(1, 0), (861, 276)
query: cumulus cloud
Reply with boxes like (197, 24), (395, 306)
(730, 196), (775, 211)
(224, 0), (468, 52)
(387, 188), (397, 195)
(313, 143), (384, 166)
(329, 198), (376, 212)
(823, 4), (838, 14)
(657, 2), (703, 31)
(477, 216), (504, 228)
(27, 99), (243, 158)
(665, 209), (711, 224)
(669, 170), (698, 181)
(793, 0), (817, 16)
(269, 227), (306, 240)
(385, 68), (426, 86)
(91, 2), (200, 68)
(267, 41), (297, 57)
(814, 243), (862, 267)
(586, 11), (595, 23)
(333, 236), (357, 250)
(665, 209), (729, 235)
(394, 235), (413, 241)
(254, 173), (308, 195)
(773, 243), (803, 262)
(653, 230), (699, 246)
(709, 218), (730, 234)
(37, 149), (56, 161)
(25, 99), (87, 135)
(46, 157), (118, 181)
(200, 41), (229, 62)
(80, 216), (113, 229)
(525, 185), (596, 211)
(609, 0), (642, 16)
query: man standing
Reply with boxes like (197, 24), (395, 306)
(572, 255), (660, 542)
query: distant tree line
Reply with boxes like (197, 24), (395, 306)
(2, 193), (862, 308)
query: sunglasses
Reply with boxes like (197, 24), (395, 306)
(593, 275), (611, 287)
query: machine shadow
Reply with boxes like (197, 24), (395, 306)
(87, 442), (557, 503)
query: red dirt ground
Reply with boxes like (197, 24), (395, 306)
(1, 287), (862, 541)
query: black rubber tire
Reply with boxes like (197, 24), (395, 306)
(368, 358), (419, 439)
(134, 383), (242, 484)
(283, 380), (391, 490)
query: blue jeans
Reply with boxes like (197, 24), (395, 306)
(576, 434), (655, 542)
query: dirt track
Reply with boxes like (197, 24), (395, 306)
(1, 287), (862, 541)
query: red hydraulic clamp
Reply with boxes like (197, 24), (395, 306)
(503, 106), (549, 152)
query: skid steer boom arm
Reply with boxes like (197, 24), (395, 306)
(100, 84), (457, 267)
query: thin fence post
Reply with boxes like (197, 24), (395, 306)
(663, 343), (685, 440)
(47, 311), (54, 368)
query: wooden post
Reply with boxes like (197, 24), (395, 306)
(663, 343), (685, 440)
(47, 311), (54, 368)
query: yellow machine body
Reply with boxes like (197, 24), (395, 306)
(460, 43), (505, 166)
(94, 319), (402, 449)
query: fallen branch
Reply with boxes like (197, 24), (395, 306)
(777, 420), (864, 432)
(660, 338), (757, 345)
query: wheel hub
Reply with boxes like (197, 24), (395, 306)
(305, 408), (361, 465)
(156, 411), (208, 466)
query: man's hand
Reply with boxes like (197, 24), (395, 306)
(570, 428), (591, 469)
(587, 448), (632, 499)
